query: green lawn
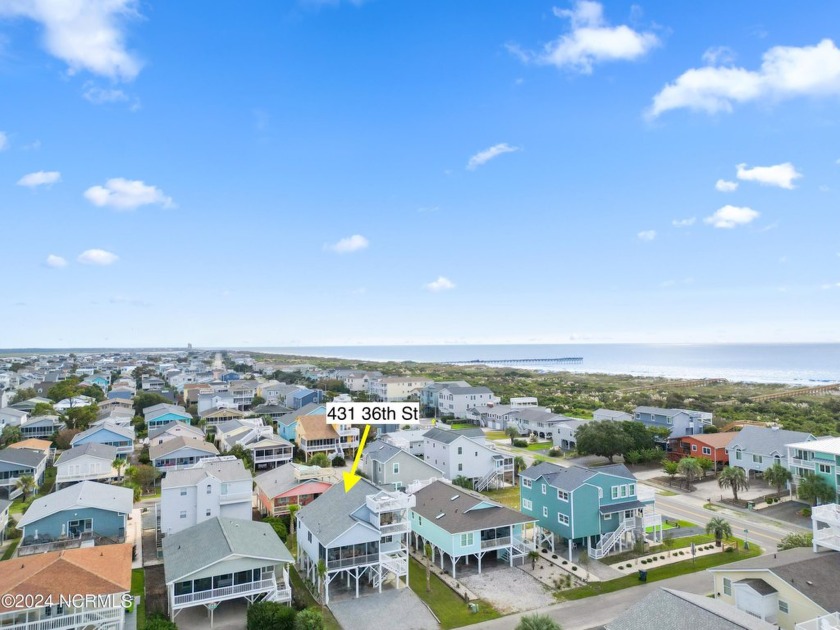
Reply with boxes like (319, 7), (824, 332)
(562, 541), (761, 601)
(288, 566), (341, 630)
(2, 540), (20, 561)
(481, 487), (520, 509)
(607, 533), (716, 565)
(130, 569), (145, 629)
(485, 431), (507, 441)
(525, 442), (553, 452)
(646, 519), (695, 533)
(450, 423), (479, 430)
(408, 557), (501, 629)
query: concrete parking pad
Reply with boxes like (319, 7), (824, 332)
(175, 598), (247, 630)
(330, 587), (438, 630)
(460, 566), (555, 614)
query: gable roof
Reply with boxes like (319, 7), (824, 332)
(362, 441), (444, 474)
(275, 402), (325, 426)
(254, 463), (334, 498)
(18, 481), (133, 528)
(296, 415), (339, 441)
(0, 544), (132, 612)
(519, 461), (635, 490)
(55, 442), (118, 465)
(727, 426), (815, 455)
(149, 436), (219, 460)
(423, 427), (485, 444)
(410, 480), (534, 534)
(606, 587), (776, 630)
(144, 403), (190, 421)
(786, 436), (840, 456)
(148, 420), (204, 441)
(0, 446), (47, 468)
(162, 457), (251, 489)
(440, 386), (494, 396)
(163, 517), (293, 584)
(297, 478), (380, 546)
(71, 422), (135, 444)
(8, 439), (52, 453)
(673, 432), (738, 448)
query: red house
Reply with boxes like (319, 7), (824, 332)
(667, 432), (738, 468)
(255, 463), (334, 517)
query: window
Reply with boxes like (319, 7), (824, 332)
(205, 509), (211, 516)
(778, 601), (789, 614)
(723, 578), (731, 596)
(620, 485), (628, 498)
(542, 506), (548, 517)
(458, 463), (463, 472)
(735, 450), (742, 460)
(460, 533), (474, 546)
(628, 484), (635, 496)
(691, 444), (697, 451)
(307, 531), (312, 543)
(418, 516), (422, 525)
(819, 463), (832, 474)
(541, 484), (547, 495)
(206, 484), (212, 494)
(752, 454), (763, 464)
(393, 462), (400, 474)
(457, 446), (462, 455)
(180, 489), (187, 496)
(557, 489), (569, 502)
(604, 512), (612, 520)
(180, 511), (187, 519)
(611, 487), (619, 500)
(522, 478), (532, 489)
(557, 513), (569, 525)
(522, 499), (532, 510)
(702, 447), (712, 456)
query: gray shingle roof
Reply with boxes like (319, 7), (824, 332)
(148, 421), (204, 441)
(163, 517), (293, 584)
(736, 578), (777, 596)
(71, 422), (134, 443)
(519, 461), (635, 491)
(440, 386), (493, 396)
(423, 427), (484, 444)
(727, 425), (815, 456)
(161, 457), (251, 489)
(55, 443), (118, 465)
(297, 478), (380, 546)
(363, 441), (402, 464)
(411, 480), (534, 534)
(276, 402), (323, 426)
(771, 552), (840, 612)
(18, 481), (132, 528)
(606, 588), (776, 630)
(149, 436), (219, 460)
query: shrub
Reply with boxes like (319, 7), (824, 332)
(548, 448), (561, 457)
(247, 601), (297, 630)
(724, 547), (734, 553)
(572, 566), (577, 571)
(331, 456), (346, 467)
(513, 439), (529, 448)
(552, 554), (558, 559)
(562, 560), (568, 565)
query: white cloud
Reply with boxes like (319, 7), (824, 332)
(77, 249), (119, 265)
(0, 131), (7, 151)
(702, 46), (736, 66)
(672, 217), (696, 227)
(736, 162), (801, 189)
(0, 0), (142, 81)
(467, 143), (520, 170)
(637, 230), (656, 241)
(17, 170), (61, 188)
(704, 205), (760, 229)
(326, 234), (369, 254)
(425, 276), (455, 292)
(715, 179), (738, 192)
(84, 178), (174, 210)
(83, 84), (128, 104)
(45, 254), (67, 268)
(509, 1), (659, 74)
(649, 39), (840, 117)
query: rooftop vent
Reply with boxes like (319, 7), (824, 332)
(435, 513), (445, 520)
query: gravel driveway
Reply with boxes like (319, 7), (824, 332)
(460, 567), (555, 614)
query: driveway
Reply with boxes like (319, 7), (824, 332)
(459, 566), (555, 614)
(175, 598), (247, 630)
(330, 587), (437, 630)
(757, 500), (812, 527)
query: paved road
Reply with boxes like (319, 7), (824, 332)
(470, 569), (714, 630)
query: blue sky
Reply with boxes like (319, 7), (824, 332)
(2, 0), (840, 347)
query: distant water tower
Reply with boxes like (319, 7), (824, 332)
(187, 343), (193, 351)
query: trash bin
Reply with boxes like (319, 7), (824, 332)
(468, 603), (479, 614)
(638, 570), (647, 583)
(747, 501), (755, 511)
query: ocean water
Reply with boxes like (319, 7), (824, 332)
(248, 343), (840, 386)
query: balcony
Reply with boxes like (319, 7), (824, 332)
(379, 521), (410, 535)
(219, 491), (252, 505)
(796, 613), (840, 630)
(480, 536), (511, 549)
(173, 577), (278, 607)
(5, 606), (124, 630)
(327, 552), (380, 570)
(55, 470), (117, 484)
(366, 492), (416, 514)
(254, 453), (292, 465)
(790, 457), (816, 470)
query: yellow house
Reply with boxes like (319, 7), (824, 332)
(709, 548), (840, 629)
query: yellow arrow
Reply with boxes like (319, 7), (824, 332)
(343, 424), (371, 492)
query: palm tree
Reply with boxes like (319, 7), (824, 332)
(516, 614), (561, 630)
(15, 475), (35, 501)
(697, 457), (715, 479)
(796, 472), (836, 506)
(288, 504), (300, 537)
(764, 463), (792, 498)
(677, 457), (702, 491)
(705, 517), (733, 547)
(662, 535), (676, 557)
(662, 459), (679, 485)
(424, 542), (433, 593)
(718, 466), (750, 503)
(112, 458), (126, 479)
(528, 549), (540, 570)
(505, 425), (519, 445)
(514, 456), (527, 480)
(317, 559), (327, 610)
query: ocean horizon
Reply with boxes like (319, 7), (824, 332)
(245, 342), (840, 386)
